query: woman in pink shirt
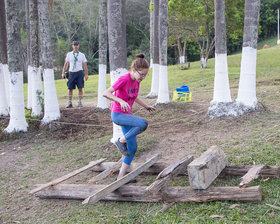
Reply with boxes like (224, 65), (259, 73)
(103, 54), (156, 181)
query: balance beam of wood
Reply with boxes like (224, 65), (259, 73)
(88, 158), (122, 184)
(91, 163), (280, 178)
(239, 165), (265, 188)
(35, 184), (262, 202)
(82, 155), (159, 205)
(29, 158), (107, 194)
(146, 155), (193, 194)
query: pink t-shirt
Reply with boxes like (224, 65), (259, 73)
(111, 73), (139, 114)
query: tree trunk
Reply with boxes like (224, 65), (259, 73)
(212, 0), (232, 103)
(236, 0), (260, 108)
(4, 0), (28, 133)
(156, 0), (169, 104)
(0, 0), (9, 116)
(149, 0), (153, 68)
(29, 0), (43, 117)
(38, 0), (60, 123)
(107, 0), (128, 142)
(147, 0), (159, 98)
(97, 0), (108, 109)
(26, 0), (32, 110)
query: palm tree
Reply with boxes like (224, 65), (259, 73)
(147, 0), (159, 98)
(236, 0), (260, 108)
(149, 0), (153, 68)
(0, 0), (9, 116)
(26, 0), (32, 110)
(29, 0), (43, 116)
(156, 0), (169, 104)
(38, 0), (60, 123)
(97, 0), (108, 109)
(4, 0), (28, 133)
(108, 0), (128, 142)
(212, 0), (232, 103)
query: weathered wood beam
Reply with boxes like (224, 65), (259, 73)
(146, 155), (193, 194)
(188, 146), (228, 189)
(29, 158), (107, 194)
(82, 155), (159, 205)
(35, 184), (262, 202)
(239, 165), (265, 188)
(91, 163), (280, 178)
(88, 158), (122, 184)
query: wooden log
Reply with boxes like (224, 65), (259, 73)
(88, 158), (122, 183)
(29, 158), (107, 194)
(146, 155), (193, 194)
(239, 165), (265, 188)
(187, 146), (228, 189)
(91, 162), (280, 178)
(35, 184), (262, 202)
(82, 155), (159, 205)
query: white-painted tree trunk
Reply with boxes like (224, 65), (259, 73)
(30, 66), (43, 116)
(179, 56), (185, 64)
(3, 64), (10, 107)
(97, 64), (108, 109)
(41, 68), (60, 124)
(236, 47), (258, 108)
(156, 64), (169, 104)
(0, 63), (9, 116)
(150, 59), (153, 69)
(212, 53), (232, 103)
(27, 66), (32, 109)
(201, 57), (207, 68)
(147, 63), (159, 98)
(4, 71), (28, 133)
(110, 68), (127, 143)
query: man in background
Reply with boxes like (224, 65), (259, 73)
(61, 41), (88, 108)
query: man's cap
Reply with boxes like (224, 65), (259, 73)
(72, 41), (79, 45)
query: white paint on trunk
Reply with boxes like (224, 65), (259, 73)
(4, 71), (28, 133)
(27, 66), (32, 109)
(179, 56), (185, 64)
(147, 63), (159, 98)
(41, 68), (60, 124)
(3, 64), (10, 107)
(97, 64), (108, 109)
(201, 57), (207, 68)
(149, 59), (153, 69)
(212, 53), (232, 103)
(0, 63), (9, 116)
(110, 68), (127, 143)
(236, 47), (258, 108)
(156, 64), (170, 104)
(30, 66), (43, 116)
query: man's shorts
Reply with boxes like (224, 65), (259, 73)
(67, 70), (84, 90)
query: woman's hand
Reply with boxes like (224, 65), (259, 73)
(120, 100), (131, 112)
(146, 105), (156, 112)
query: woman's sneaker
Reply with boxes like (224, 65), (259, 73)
(115, 138), (130, 157)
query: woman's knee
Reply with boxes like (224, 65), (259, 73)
(140, 119), (148, 131)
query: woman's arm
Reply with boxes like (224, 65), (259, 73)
(135, 98), (156, 112)
(103, 87), (130, 112)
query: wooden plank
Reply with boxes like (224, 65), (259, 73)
(239, 165), (265, 188)
(29, 158), (107, 194)
(82, 155), (159, 205)
(146, 155), (193, 194)
(88, 158), (122, 183)
(36, 184), (262, 202)
(91, 162), (280, 178)
(188, 146), (227, 189)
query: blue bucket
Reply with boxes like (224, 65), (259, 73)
(176, 85), (189, 93)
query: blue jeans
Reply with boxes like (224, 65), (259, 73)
(111, 112), (148, 165)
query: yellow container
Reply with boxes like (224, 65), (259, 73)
(172, 91), (192, 102)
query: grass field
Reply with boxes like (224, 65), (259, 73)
(1, 39), (280, 224)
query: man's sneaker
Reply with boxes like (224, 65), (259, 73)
(78, 101), (83, 108)
(66, 102), (73, 108)
(115, 138), (130, 157)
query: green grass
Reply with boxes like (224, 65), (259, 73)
(1, 39), (280, 223)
